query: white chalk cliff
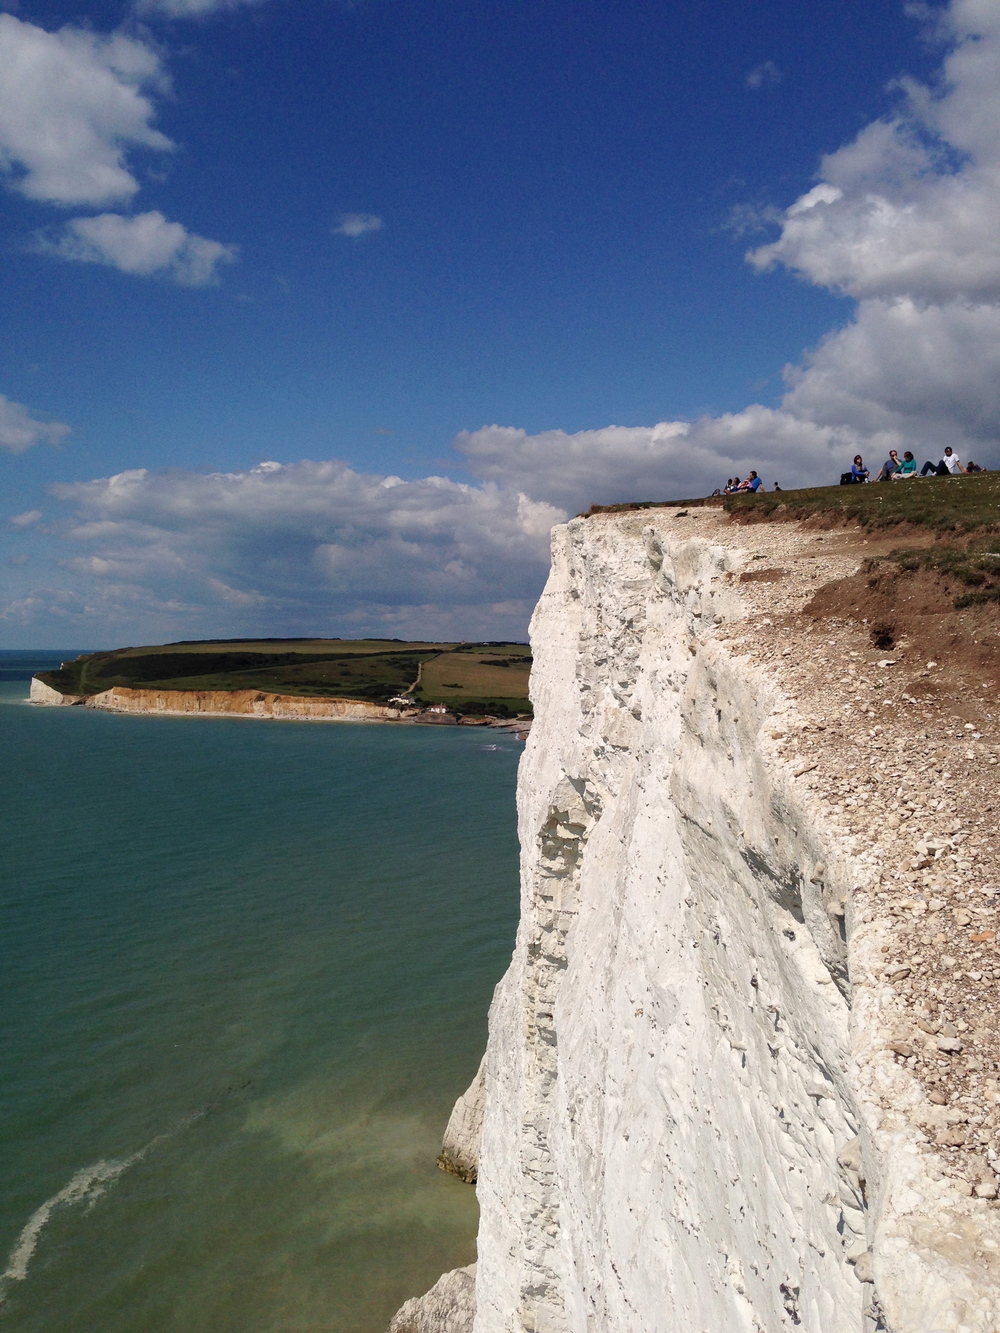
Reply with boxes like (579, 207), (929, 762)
(408, 512), (1000, 1333)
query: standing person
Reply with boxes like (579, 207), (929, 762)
(920, 446), (965, 476)
(875, 450), (901, 481)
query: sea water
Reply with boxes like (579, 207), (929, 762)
(0, 654), (521, 1332)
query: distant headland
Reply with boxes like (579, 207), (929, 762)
(30, 638), (532, 735)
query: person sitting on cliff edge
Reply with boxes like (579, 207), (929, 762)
(920, 446), (965, 476)
(875, 449), (901, 481)
(891, 450), (917, 479)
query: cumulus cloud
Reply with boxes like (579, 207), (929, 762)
(728, 0), (1000, 463)
(0, 15), (236, 283)
(6, 460), (564, 638)
(748, 1), (1000, 304)
(457, 413), (855, 513)
(49, 211), (238, 285)
(745, 60), (781, 90)
(9, 509), (42, 526)
(10, 0), (1000, 643)
(334, 213), (383, 238)
(457, 0), (1000, 512)
(0, 393), (70, 453)
(0, 14), (171, 206)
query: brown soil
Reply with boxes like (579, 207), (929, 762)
(804, 561), (1000, 711)
(739, 567), (787, 583)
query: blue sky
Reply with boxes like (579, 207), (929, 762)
(2, 0), (998, 646)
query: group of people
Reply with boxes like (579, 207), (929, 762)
(844, 448), (987, 483)
(709, 447), (986, 498)
(715, 471), (776, 495)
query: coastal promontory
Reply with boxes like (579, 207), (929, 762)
(398, 482), (1000, 1332)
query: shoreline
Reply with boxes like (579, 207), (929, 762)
(28, 677), (532, 738)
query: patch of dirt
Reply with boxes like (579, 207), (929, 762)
(804, 562), (1000, 702)
(739, 567), (787, 583)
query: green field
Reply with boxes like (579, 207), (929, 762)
(417, 644), (532, 714)
(37, 639), (533, 715)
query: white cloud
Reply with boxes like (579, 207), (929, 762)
(749, 3), (1000, 303)
(462, 3), (988, 518)
(50, 211), (238, 285)
(0, 393), (70, 453)
(781, 297), (1000, 454)
(136, 0), (265, 16)
(0, 14), (171, 206)
(745, 60), (781, 90)
(334, 213), (383, 238)
(8, 460), (564, 638)
(9, 0), (1000, 644)
(457, 413), (855, 512)
(726, 0), (1000, 466)
(461, 0), (1000, 512)
(9, 509), (42, 526)
(0, 15), (235, 284)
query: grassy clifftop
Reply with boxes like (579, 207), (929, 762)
(37, 638), (533, 716)
(583, 472), (1000, 534)
(723, 472), (1000, 532)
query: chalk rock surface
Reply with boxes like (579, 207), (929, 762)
(387, 1264), (476, 1333)
(29, 677), (82, 705)
(397, 510), (1000, 1333)
(83, 686), (403, 722)
(439, 1055), (487, 1182)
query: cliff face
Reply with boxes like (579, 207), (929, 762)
(79, 687), (403, 722)
(29, 677), (83, 705)
(476, 515), (865, 1333)
(402, 510), (1000, 1333)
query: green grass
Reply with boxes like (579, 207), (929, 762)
(417, 647), (532, 712)
(880, 541), (1000, 609)
(581, 472), (1000, 535)
(36, 639), (534, 714)
(723, 472), (1000, 532)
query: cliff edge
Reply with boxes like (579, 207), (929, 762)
(396, 508), (1000, 1333)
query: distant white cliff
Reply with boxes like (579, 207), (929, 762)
(29, 682), (404, 722)
(29, 677), (82, 705)
(398, 511), (1000, 1333)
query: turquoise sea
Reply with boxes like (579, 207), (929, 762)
(0, 653), (521, 1333)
